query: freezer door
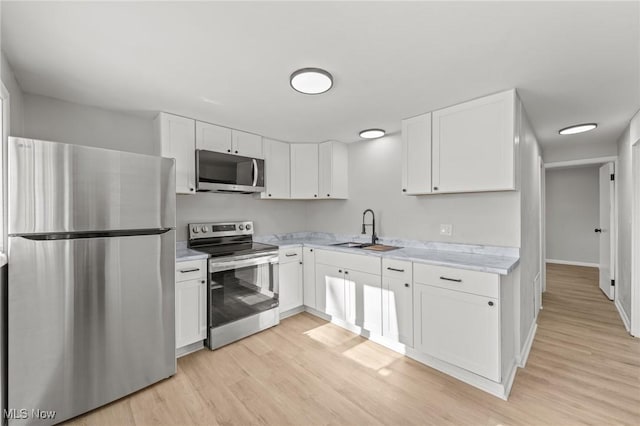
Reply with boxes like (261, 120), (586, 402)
(8, 137), (176, 235)
(7, 231), (176, 426)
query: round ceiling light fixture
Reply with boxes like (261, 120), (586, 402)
(558, 123), (597, 135)
(290, 68), (333, 95)
(359, 129), (386, 139)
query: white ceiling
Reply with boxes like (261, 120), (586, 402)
(2, 1), (639, 150)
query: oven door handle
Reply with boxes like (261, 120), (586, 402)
(210, 253), (278, 272)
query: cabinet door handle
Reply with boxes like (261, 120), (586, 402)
(299, 261), (303, 265)
(387, 267), (405, 272)
(440, 276), (462, 283)
(488, 301), (494, 306)
(338, 269), (342, 273)
(201, 280), (206, 284)
(286, 253), (297, 257)
(402, 189), (407, 192)
(327, 194), (330, 197)
(404, 283), (410, 288)
(345, 270), (349, 275)
(227, 149), (231, 153)
(179, 268), (200, 273)
(310, 249), (313, 252)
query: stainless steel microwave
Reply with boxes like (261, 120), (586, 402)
(196, 150), (265, 193)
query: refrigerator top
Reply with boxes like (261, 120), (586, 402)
(8, 137), (176, 235)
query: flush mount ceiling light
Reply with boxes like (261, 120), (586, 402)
(359, 129), (386, 139)
(290, 68), (333, 95)
(558, 123), (597, 135)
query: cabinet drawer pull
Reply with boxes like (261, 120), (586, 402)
(285, 253), (298, 257)
(179, 268), (200, 273)
(387, 267), (405, 272)
(440, 276), (462, 283)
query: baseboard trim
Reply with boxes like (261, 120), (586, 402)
(615, 299), (631, 332)
(517, 322), (537, 367)
(546, 259), (599, 268)
(280, 305), (305, 320)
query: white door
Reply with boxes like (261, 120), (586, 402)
(598, 162), (615, 300)
(290, 144), (319, 199)
(195, 121), (232, 153)
(278, 260), (303, 312)
(315, 264), (346, 320)
(413, 283), (500, 382)
(347, 270), (382, 334)
(303, 248), (316, 309)
(262, 138), (290, 199)
(232, 130), (263, 158)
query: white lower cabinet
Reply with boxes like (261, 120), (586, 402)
(316, 263), (347, 320)
(382, 259), (413, 346)
(413, 273), (500, 382)
(303, 247), (317, 309)
(347, 270), (382, 335)
(278, 248), (303, 313)
(175, 260), (207, 350)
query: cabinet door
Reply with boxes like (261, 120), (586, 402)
(232, 130), (263, 159)
(196, 121), (232, 153)
(318, 141), (348, 199)
(315, 263), (346, 320)
(158, 113), (196, 194)
(262, 138), (290, 199)
(346, 270), (382, 334)
(414, 283), (500, 381)
(279, 260), (303, 312)
(303, 247), (316, 309)
(382, 277), (413, 346)
(176, 278), (207, 348)
(432, 90), (515, 193)
(290, 144), (319, 199)
(401, 113), (432, 195)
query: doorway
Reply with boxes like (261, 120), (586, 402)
(544, 159), (617, 302)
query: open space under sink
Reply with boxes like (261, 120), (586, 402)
(331, 242), (401, 252)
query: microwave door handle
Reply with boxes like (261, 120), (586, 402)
(252, 159), (258, 187)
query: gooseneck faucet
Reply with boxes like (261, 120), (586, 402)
(362, 209), (378, 245)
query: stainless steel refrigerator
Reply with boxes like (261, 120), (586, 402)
(6, 137), (176, 425)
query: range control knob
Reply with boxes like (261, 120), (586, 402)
(192, 227), (199, 233)
(239, 224), (244, 230)
(245, 224), (252, 231)
(201, 226), (209, 233)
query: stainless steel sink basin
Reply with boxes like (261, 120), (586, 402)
(331, 241), (372, 248)
(331, 242), (401, 252)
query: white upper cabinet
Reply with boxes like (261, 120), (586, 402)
(261, 138), (290, 199)
(232, 130), (263, 159)
(196, 121), (263, 158)
(318, 141), (348, 199)
(290, 144), (319, 199)
(156, 112), (196, 194)
(401, 113), (432, 195)
(431, 90), (516, 193)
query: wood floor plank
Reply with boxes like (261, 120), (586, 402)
(65, 263), (640, 425)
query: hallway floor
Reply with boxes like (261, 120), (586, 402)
(66, 264), (640, 425)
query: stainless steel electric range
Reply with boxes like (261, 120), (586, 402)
(188, 221), (279, 349)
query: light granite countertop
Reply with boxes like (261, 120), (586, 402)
(176, 241), (209, 262)
(255, 232), (519, 275)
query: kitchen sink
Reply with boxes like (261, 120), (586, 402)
(331, 242), (401, 252)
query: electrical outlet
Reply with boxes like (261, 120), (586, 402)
(440, 224), (453, 236)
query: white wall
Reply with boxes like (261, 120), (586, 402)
(1, 51), (23, 136)
(518, 103), (542, 351)
(543, 140), (617, 163)
(23, 93), (156, 155)
(305, 133), (521, 247)
(545, 166), (600, 264)
(176, 195), (307, 241)
(616, 111), (638, 321)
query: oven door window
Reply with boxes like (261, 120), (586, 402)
(210, 262), (278, 327)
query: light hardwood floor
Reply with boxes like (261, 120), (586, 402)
(67, 264), (640, 425)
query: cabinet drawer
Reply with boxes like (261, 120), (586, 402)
(176, 260), (207, 282)
(279, 247), (303, 263)
(315, 249), (380, 275)
(382, 258), (412, 281)
(413, 263), (498, 298)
